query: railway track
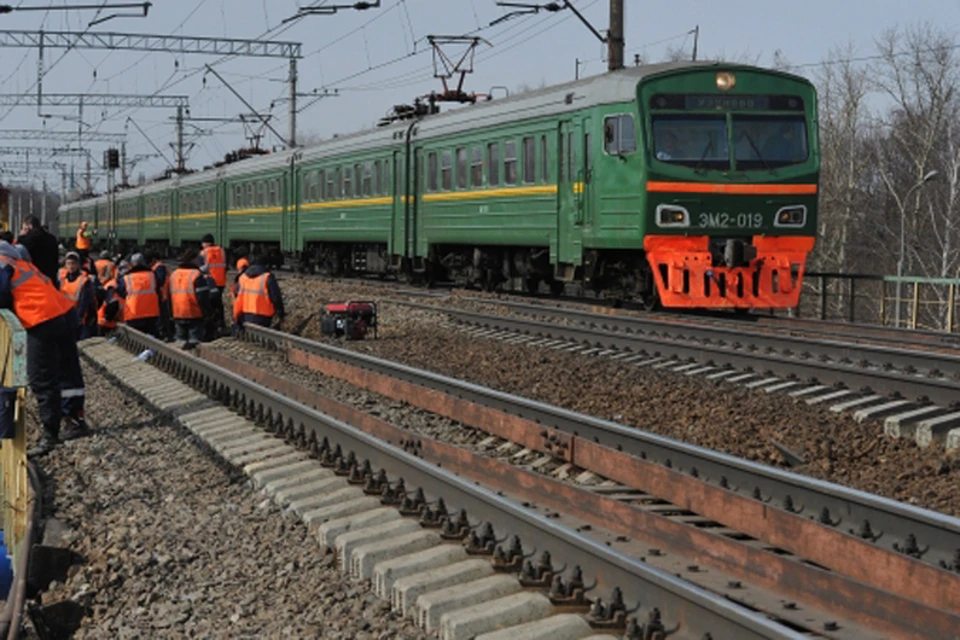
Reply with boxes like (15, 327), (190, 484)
(81, 327), (960, 639)
(393, 300), (960, 448)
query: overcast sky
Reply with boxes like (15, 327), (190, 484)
(0, 0), (958, 190)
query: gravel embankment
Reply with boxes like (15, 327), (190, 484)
(269, 277), (960, 516)
(25, 361), (429, 640)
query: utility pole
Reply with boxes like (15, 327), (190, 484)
(288, 58), (298, 148)
(41, 177), (47, 227)
(120, 140), (128, 186)
(175, 105), (185, 173)
(608, 0), (624, 71)
(691, 25), (699, 61)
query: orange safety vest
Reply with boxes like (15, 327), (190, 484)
(95, 259), (117, 282)
(59, 271), (90, 310)
(0, 257), (74, 329)
(76, 226), (91, 250)
(201, 245), (227, 288)
(97, 280), (124, 329)
(236, 272), (275, 318)
(170, 268), (204, 320)
(122, 271), (160, 321)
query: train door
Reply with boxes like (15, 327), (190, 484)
(557, 119), (583, 267)
(217, 181), (227, 249)
(580, 115), (594, 230)
(281, 172), (292, 253)
(412, 147), (423, 260)
(390, 149), (406, 264)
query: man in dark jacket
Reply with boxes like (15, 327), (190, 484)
(233, 255), (285, 329)
(18, 216), (60, 282)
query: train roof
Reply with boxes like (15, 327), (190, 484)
(62, 61), (809, 211)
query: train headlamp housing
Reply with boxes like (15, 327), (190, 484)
(656, 204), (690, 228)
(716, 72), (736, 91)
(774, 205), (807, 228)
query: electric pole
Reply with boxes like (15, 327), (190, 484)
(608, 0), (624, 71)
(288, 58), (298, 148)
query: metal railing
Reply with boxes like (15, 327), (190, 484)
(797, 272), (960, 332)
(0, 308), (35, 639)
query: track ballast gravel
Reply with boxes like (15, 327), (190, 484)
(274, 276), (960, 516)
(26, 361), (429, 640)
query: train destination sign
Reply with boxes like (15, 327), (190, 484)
(650, 94), (804, 111)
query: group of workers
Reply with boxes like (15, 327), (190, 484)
(0, 216), (285, 457)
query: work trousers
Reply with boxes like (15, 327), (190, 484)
(126, 317), (160, 338)
(175, 319), (205, 344)
(26, 309), (85, 438)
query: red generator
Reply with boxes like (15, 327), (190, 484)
(320, 301), (378, 340)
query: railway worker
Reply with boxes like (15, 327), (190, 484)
(57, 252), (98, 340)
(0, 240), (90, 455)
(169, 249), (211, 348)
(146, 251), (173, 340)
(75, 221), (94, 259)
(199, 234), (227, 335)
(97, 276), (124, 336)
(233, 254), (285, 330)
(94, 250), (117, 283)
(116, 253), (162, 337)
(235, 256), (250, 277)
(17, 216), (59, 282)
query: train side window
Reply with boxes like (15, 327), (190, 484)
(245, 183), (253, 208)
(344, 166), (353, 197)
(456, 148), (468, 189)
(383, 161), (391, 195)
(333, 168), (341, 198)
(487, 143), (499, 186)
(302, 174), (310, 203)
(522, 136), (535, 184)
(441, 151), (453, 190)
(260, 182), (268, 207)
(471, 146), (483, 187)
(317, 170), (325, 200)
(603, 114), (637, 154)
(504, 140), (517, 185)
(364, 162), (373, 196)
(428, 152), (438, 192)
(541, 135), (548, 184)
(268, 180), (277, 207)
(374, 161), (382, 195)
(585, 133), (593, 183)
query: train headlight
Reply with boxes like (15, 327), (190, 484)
(774, 205), (806, 227)
(656, 204), (690, 228)
(716, 72), (736, 91)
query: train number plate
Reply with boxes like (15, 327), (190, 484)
(698, 212), (764, 229)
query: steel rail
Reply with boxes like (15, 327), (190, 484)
(403, 302), (960, 409)
(114, 327), (799, 640)
(242, 324), (960, 573)
(445, 299), (960, 384)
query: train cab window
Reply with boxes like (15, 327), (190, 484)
(603, 114), (637, 155)
(441, 151), (453, 190)
(428, 152), (439, 192)
(522, 137), (535, 184)
(456, 148), (467, 189)
(541, 136), (548, 183)
(471, 146), (483, 187)
(344, 167), (353, 197)
(487, 143), (500, 186)
(317, 170), (325, 200)
(364, 162), (373, 196)
(504, 141), (517, 185)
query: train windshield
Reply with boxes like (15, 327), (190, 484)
(732, 115), (808, 168)
(652, 115), (729, 169)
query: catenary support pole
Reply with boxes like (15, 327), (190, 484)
(607, 0), (624, 71)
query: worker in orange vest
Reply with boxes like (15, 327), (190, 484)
(146, 251), (172, 340)
(234, 254), (285, 329)
(116, 253), (161, 337)
(169, 249), (211, 348)
(200, 234), (227, 335)
(75, 221), (94, 259)
(97, 276), (124, 336)
(0, 241), (90, 455)
(57, 251), (98, 340)
(94, 250), (117, 283)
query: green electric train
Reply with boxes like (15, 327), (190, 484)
(59, 61), (820, 309)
